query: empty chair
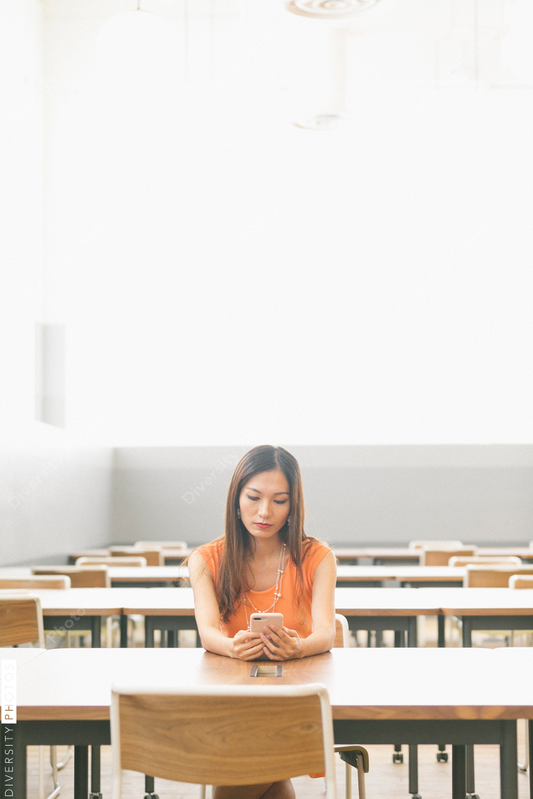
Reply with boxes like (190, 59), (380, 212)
(420, 547), (476, 567)
(0, 575), (71, 590)
(75, 556), (147, 568)
(464, 564), (533, 588)
(333, 614), (369, 799)
(135, 540), (187, 549)
(509, 575), (533, 589)
(111, 684), (339, 799)
(448, 556), (522, 568)
(109, 547), (163, 566)
(0, 595), (60, 799)
(33, 565), (111, 587)
(408, 540), (463, 549)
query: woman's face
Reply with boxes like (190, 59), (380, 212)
(239, 469), (290, 542)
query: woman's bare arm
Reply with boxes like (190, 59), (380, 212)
(188, 551), (264, 660)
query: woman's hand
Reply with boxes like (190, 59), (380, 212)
(260, 625), (303, 661)
(230, 629), (265, 660)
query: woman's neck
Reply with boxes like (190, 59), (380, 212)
(249, 535), (283, 561)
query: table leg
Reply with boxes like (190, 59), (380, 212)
(408, 745), (421, 798)
(90, 745), (102, 799)
(74, 746), (89, 799)
(462, 618), (472, 648)
(499, 721), (518, 799)
(466, 745), (476, 796)
(452, 745), (466, 799)
(407, 617), (417, 647)
(120, 615), (128, 648)
(4, 723), (26, 799)
(145, 618), (155, 648)
(529, 721), (533, 799)
(91, 618), (101, 649)
(438, 615), (446, 647)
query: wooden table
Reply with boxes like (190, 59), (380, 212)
(332, 546), (533, 564)
(67, 548), (193, 565)
(35, 589), (123, 647)
(118, 587), (442, 648)
(437, 587), (533, 647)
(336, 565), (465, 587)
(4, 646), (531, 799)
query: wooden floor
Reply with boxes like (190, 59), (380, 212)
(29, 619), (531, 799)
(28, 737), (531, 799)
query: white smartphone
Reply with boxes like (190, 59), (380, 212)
(249, 612), (284, 633)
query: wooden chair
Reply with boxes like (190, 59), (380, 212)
(333, 614), (369, 799)
(408, 539), (463, 549)
(0, 595), (60, 799)
(75, 556), (147, 568)
(33, 565), (111, 588)
(0, 575), (71, 590)
(448, 556), (522, 568)
(420, 546), (476, 567)
(111, 684), (338, 799)
(109, 547), (163, 566)
(32, 566), (115, 645)
(464, 564), (533, 588)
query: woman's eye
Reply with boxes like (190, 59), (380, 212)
(246, 495), (259, 501)
(274, 500), (288, 505)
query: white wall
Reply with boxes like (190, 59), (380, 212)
(0, 0), (113, 567)
(41, 0), (533, 448)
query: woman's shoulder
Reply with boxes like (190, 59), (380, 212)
(194, 537), (224, 561)
(302, 537), (331, 554)
(301, 537), (332, 566)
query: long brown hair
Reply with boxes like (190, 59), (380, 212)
(217, 444), (313, 623)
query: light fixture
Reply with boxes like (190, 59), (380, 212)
(284, 0), (395, 20)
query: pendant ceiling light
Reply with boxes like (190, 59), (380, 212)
(284, 0), (394, 20)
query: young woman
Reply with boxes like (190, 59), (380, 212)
(188, 444), (337, 799)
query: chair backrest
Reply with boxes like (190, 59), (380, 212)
(0, 595), (45, 647)
(111, 684), (336, 797)
(33, 566), (111, 588)
(134, 540), (188, 550)
(448, 556), (522, 568)
(75, 556), (147, 568)
(420, 547), (476, 567)
(409, 540), (463, 550)
(0, 575), (71, 590)
(509, 575), (533, 589)
(464, 564), (533, 588)
(109, 547), (163, 567)
(334, 614), (350, 648)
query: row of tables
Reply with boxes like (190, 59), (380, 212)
(67, 544), (533, 566)
(1, 564), (468, 587)
(3, 547), (533, 798)
(6, 584), (533, 649)
(2, 644), (533, 799)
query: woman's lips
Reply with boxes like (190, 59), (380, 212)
(254, 523), (272, 529)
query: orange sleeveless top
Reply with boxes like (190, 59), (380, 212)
(196, 538), (331, 638)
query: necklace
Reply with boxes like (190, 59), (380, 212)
(243, 543), (287, 630)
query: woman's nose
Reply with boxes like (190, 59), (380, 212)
(258, 502), (271, 518)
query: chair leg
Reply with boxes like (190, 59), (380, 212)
(39, 746), (61, 799)
(345, 761), (351, 799)
(356, 759), (366, 799)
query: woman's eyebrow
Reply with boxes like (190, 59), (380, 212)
(246, 486), (289, 496)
